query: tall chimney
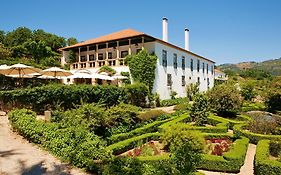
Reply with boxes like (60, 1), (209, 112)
(162, 17), (168, 42)
(185, 28), (189, 51)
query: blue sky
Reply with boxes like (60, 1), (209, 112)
(1, 0), (281, 64)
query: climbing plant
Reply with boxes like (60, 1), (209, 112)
(99, 66), (116, 75)
(126, 49), (157, 92)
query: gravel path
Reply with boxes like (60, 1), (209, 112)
(199, 144), (256, 175)
(0, 112), (89, 175)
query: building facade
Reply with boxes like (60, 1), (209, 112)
(60, 18), (215, 99)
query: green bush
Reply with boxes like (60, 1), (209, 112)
(106, 132), (161, 155)
(108, 117), (173, 144)
(174, 102), (191, 112)
(255, 140), (281, 175)
(240, 82), (257, 101)
(233, 124), (281, 144)
(126, 82), (149, 107)
(160, 97), (188, 107)
(190, 94), (210, 126)
(265, 89), (281, 113)
(161, 124), (205, 152)
(207, 84), (242, 118)
(186, 83), (199, 101)
(8, 109), (110, 173)
(138, 110), (167, 121)
(198, 137), (249, 173)
(242, 102), (266, 112)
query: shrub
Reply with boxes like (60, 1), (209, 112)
(190, 94), (210, 126)
(138, 110), (167, 121)
(207, 84), (242, 118)
(154, 93), (161, 107)
(265, 89), (281, 113)
(126, 82), (149, 107)
(198, 137), (249, 173)
(98, 65), (116, 75)
(240, 82), (257, 101)
(186, 83), (199, 101)
(170, 91), (177, 99)
(255, 140), (281, 175)
(8, 109), (110, 173)
(174, 102), (191, 112)
(160, 97), (188, 107)
(161, 124), (205, 152)
(242, 102), (266, 112)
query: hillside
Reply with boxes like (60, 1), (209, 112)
(218, 58), (281, 76)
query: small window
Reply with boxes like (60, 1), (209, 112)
(182, 56), (185, 70)
(89, 54), (95, 61)
(197, 60), (200, 72)
(190, 59), (193, 72)
(207, 78), (210, 85)
(207, 64), (209, 74)
(108, 52), (112, 59)
(80, 56), (86, 62)
(162, 50), (167, 67)
(197, 77), (200, 84)
(121, 50), (128, 58)
(173, 53), (177, 69)
(202, 62), (205, 74)
(182, 76), (186, 86)
(167, 74), (172, 86)
(98, 53), (104, 60)
(211, 65), (214, 75)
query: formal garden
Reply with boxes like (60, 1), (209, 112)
(0, 72), (280, 175)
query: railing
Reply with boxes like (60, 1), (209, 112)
(71, 58), (126, 70)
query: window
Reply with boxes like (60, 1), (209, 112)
(167, 74), (172, 86)
(197, 77), (200, 84)
(211, 65), (214, 75)
(197, 60), (200, 72)
(173, 53), (177, 69)
(108, 52), (112, 59)
(207, 78), (210, 85)
(202, 62), (205, 73)
(162, 50), (167, 67)
(182, 56), (185, 70)
(190, 59), (193, 72)
(121, 50), (128, 58)
(98, 53), (104, 60)
(80, 56), (86, 62)
(182, 76), (186, 86)
(207, 63), (209, 74)
(89, 54), (95, 61)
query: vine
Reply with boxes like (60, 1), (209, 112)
(126, 49), (157, 92)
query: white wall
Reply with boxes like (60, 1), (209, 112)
(153, 41), (215, 100)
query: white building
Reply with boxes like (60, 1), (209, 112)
(59, 18), (215, 99)
(214, 69), (228, 81)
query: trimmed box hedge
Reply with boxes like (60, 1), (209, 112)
(198, 136), (249, 173)
(159, 113), (190, 129)
(208, 114), (248, 129)
(106, 132), (161, 155)
(233, 124), (281, 144)
(109, 118), (173, 144)
(255, 140), (281, 175)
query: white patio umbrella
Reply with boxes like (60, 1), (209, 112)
(0, 64), (42, 78)
(6, 72), (41, 78)
(0, 65), (10, 75)
(40, 67), (72, 78)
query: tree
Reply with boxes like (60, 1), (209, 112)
(67, 37), (78, 46)
(0, 43), (11, 59)
(265, 89), (281, 113)
(127, 50), (157, 92)
(23, 40), (54, 63)
(5, 27), (33, 47)
(241, 82), (257, 101)
(33, 29), (66, 51)
(190, 94), (210, 126)
(207, 84), (242, 117)
(186, 83), (199, 101)
(0, 30), (5, 44)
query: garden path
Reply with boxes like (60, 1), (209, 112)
(0, 111), (89, 175)
(198, 144), (256, 175)
(153, 105), (175, 113)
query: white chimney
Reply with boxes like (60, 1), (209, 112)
(185, 28), (189, 51)
(162, 17), (168, 42)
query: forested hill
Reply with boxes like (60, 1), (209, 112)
(218, 58), (281, 76)
(0, 27), (78, 68)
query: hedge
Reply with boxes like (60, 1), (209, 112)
(198, 136), (249, 173)
(255, 140), (281, 175)
(159, 113), (190, 129)
(233, 124), (281, 144)
(106, 132), (161, 155)
(8, 109), (111, 172)
(160, 97), (189, 107)
(208, 114), (248, 129)
(0, 83), (149, 113)
(108, 118), (173, 144)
